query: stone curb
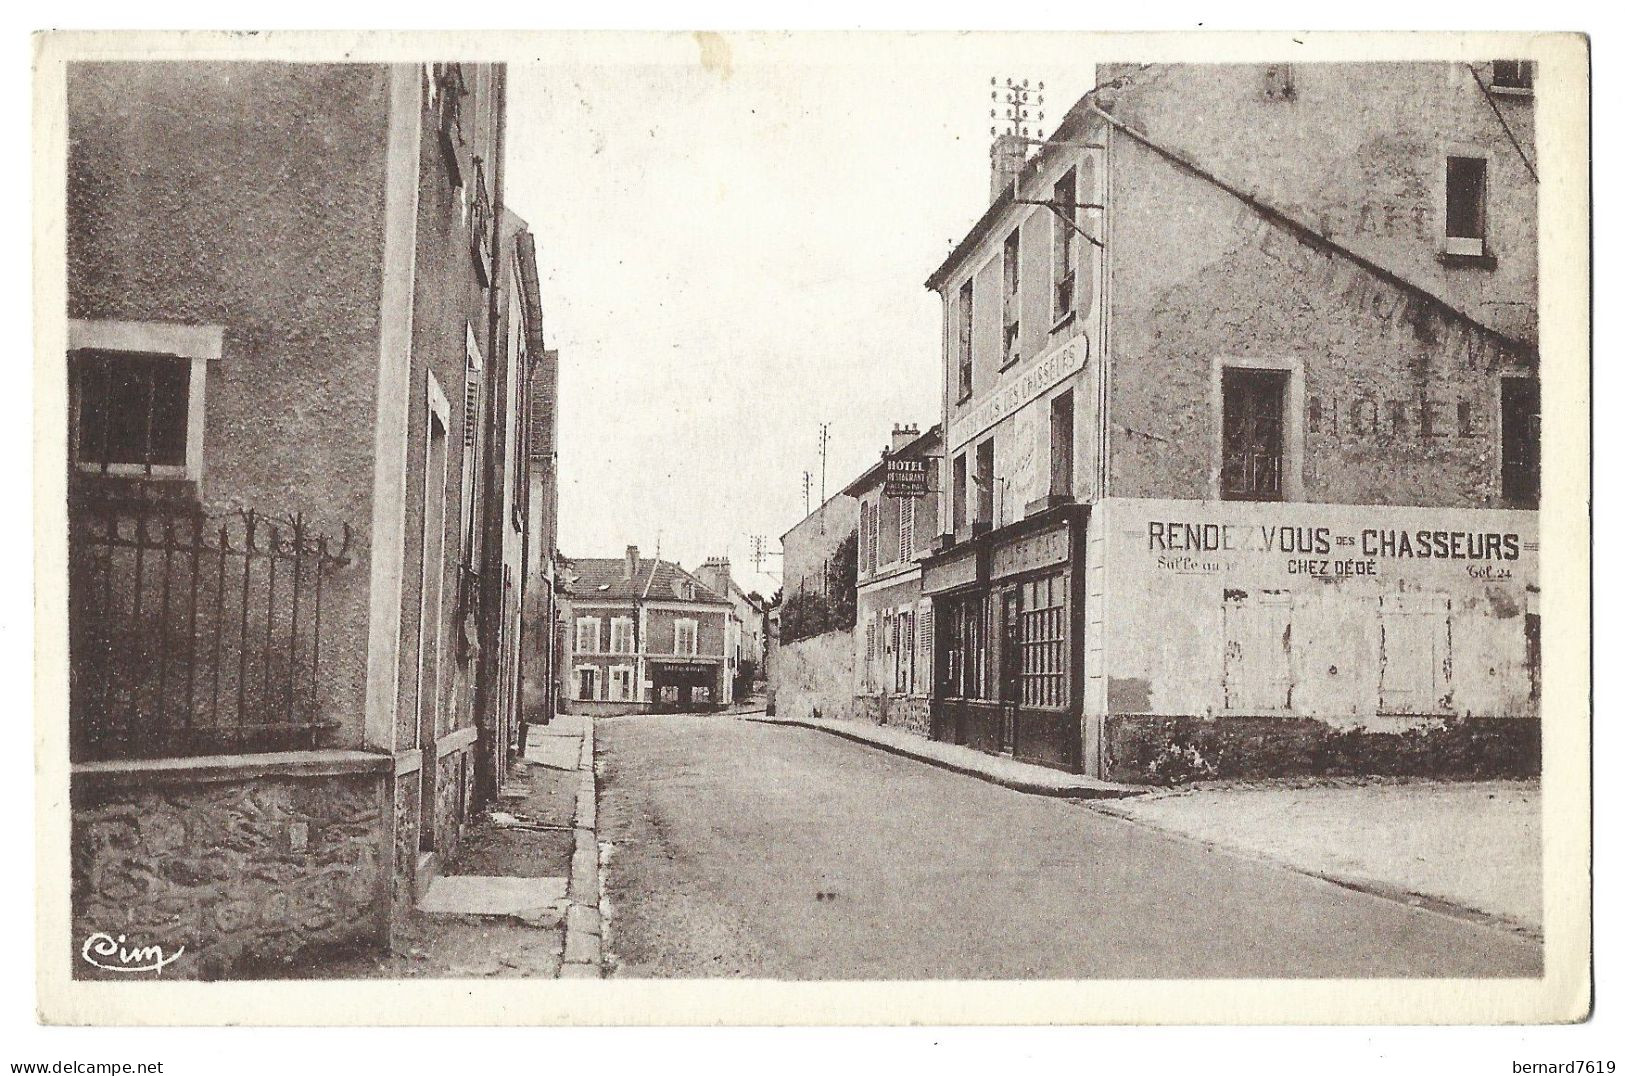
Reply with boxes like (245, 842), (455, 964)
(745, 716), (1145, 800)
(560, 716), (604, 978)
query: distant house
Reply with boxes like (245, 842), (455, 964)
(695, 556), (767, 693)
(560, 546), (736, 714)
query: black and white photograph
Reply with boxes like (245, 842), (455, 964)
(27, 26), (1591, 1035)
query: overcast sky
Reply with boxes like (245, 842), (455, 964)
(505, 34), (1094, 596)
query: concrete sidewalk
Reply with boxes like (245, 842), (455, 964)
(744, 713), (1143, 799)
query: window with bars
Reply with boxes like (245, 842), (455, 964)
(70, 349), (196, 477)
(1017, 574), (1068, 707)
(1221, 368), (1287, 501)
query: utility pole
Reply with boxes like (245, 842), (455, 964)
(990, 75), (1045, 142)
(818, 421), (830, 504)
(802, 470), (812, 517)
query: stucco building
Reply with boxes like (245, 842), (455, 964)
(560, 546), (737, 715)
(769, 491), (858, 721)
(65, 61), (543, 976)
(919, 61), (1540, 781)
(846, 423), (941, 735)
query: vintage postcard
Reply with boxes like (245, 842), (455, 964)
(32, 28), (1590, 1026)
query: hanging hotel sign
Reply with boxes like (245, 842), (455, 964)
(950, 332), (1088, 451)
(883, 456), (931, 498)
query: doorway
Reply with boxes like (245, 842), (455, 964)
(998, 588), (1020, 755)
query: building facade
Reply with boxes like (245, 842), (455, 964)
(919, 61), (1540, 781)
(560, 547), (736, 715)
(847, 424), (941, 735)
(65, 61), (540, 976)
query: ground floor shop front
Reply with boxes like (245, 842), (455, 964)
(920, 499), (1541, 783)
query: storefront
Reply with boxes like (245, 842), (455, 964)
(649, 659), (725, 712)
(922, 503), (1089, 772)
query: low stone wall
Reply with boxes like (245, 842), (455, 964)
(769, 630), (854, 722)
(853, 693), (931, 738)
(71, 755), (389, 979)
(1102, 714), (1541, 785)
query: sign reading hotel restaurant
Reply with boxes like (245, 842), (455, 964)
(950, 333), (1088, 450)
(884, 456), (930, 498)
(992, 525), (1070, 579)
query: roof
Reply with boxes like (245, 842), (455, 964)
(841, 423), (943, 497)
(559, 555), (730, 605)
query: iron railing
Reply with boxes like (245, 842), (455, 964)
(68, 496), (352, 762)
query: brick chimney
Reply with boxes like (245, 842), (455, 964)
(891, 422), (920, 454)
(696, 555), (732, 599)
(624, 545), (640, 580)
(990, 131), (1027, 202)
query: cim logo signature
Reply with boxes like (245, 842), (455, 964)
(81, 932), (185, 975)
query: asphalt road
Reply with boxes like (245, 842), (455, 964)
(596, 713), (1542, 979)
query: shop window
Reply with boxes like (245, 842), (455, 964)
(1490, 61), (1534, 93)
(609, 616), (635, 654)
(1018, 575), (1068, 707)
(975, 439), (995, 524)
(951, 452), (968, 533)
(576, 666), (599, 701)
(574, 616), (600, 654)
(941, 596), (988, 700)
(1051, 168), (1077, 324)
(1444, 155), (1488, 257)
(1001, 228), (1021, 367)
(675, 618), (699, 656)
(1221, 368), (1287, 501)
(1502, 376), (1540, 507)
(957, 279), (974, 401)
(1050, 390), (1074, 498)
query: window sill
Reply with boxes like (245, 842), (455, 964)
(1050, 310), (1076, 334)
(1488, 85), (1533, 98)
(1438, 249), (1499, 270)
(999, 354), (1021, 372)
(955, 391), (973, 407)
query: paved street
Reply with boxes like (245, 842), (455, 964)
(597, 713), (1543, 979)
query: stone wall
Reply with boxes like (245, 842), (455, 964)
(1102, 714), (1540, 785)
(71, 765), (388, 979)
(770, 631), (855, 723)
(854, 693), (931, 738)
